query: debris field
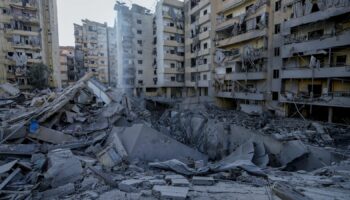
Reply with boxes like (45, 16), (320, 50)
(0, 74), (350, 200)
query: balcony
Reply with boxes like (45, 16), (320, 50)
(219, 0), (245, 13)
(5, 29), (39, 36)
(190, 0), (210, 15)
(232, 71), (267, 80)
(216, 28), (267, 48)
(283, 5), (350, 32)
(198, 14), (210, 25)
(164, 26), (184, 34)
(9, 0), (37, 10)
(198, 80), (210, 87)
(282, 30), (350, 58)
(192, 48), (210, 57)
(164, 54), (183, 61)
(164, 67), (184, 74)
(188, 64), (211, 73)
(280, 92), (350, 108)
(164, 40), (183, 47)
(216, 91), (265, 101)
(281, 65), (350, 79)
(199, 31), (210, 41)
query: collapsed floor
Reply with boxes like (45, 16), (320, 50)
(0, 75), (350, 200)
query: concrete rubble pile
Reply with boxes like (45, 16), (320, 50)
(0, 75), (349, 199)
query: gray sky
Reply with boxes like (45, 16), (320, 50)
(57, 0), (158, 46)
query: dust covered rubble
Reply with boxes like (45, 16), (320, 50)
(0, 76), (349, 199)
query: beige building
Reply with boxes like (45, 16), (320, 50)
(154, 0), (185, 98)
(275, 0), (350, 122)
(59, 46), (76, 87)
(0, 0), (61, 90)
(74, 19), (115, 84)
(184, 0), (214, 98)
(114, 3), (155, 95)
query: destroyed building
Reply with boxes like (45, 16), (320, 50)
(0, 0), (61, 90)
(74, 19), (117, 85)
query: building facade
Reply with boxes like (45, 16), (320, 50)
(59, 46), (76, 87)
(114, 3), (155, 95)
(0, 0), (61, 90)
(74, 19), (115, 84)
(154, 0), (185, 98)
(184, 0), (214, 98)
(275, 0), (350, 122)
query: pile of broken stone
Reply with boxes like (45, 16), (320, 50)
(0, 74), (350, 200)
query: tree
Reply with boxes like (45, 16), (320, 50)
(27, 63), (51, 89)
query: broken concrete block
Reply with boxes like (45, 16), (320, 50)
(117, 124), (208, 162)
(279, 140), (309, 167)
(81, 176), (99, 190)
(28, 126), (77, 144)
(152, 185), (189, 200)
(118, 179), (144, 192)
(192, 176), (215, 186)
(171, 178), (190, 187)
(0, 83), (20, 96)
(40, 183), (75, 199)
(96, 145), (122, 168)
(45, 149), (83, 187)
(165, 175), (186, 181)
(149, 179), (167, 186)
(107, 127), (128, 160)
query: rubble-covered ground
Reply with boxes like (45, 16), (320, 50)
(0, 76), (350, 200)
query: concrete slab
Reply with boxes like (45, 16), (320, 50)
(28, 126), (77, 144)
(117, 124), (208, 162)
(170, 178), (190, 187)
(192, 176), (215, 186)
(152, 185), (189, 200)
(118, 179), (144, 192)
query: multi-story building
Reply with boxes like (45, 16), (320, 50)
(184, 0), (214, 98)
(0, 0), (61, 90)
(213, 0), (270, 114)
(107, 26), (118, 87)
(114, 3), (155, 95)
(59, 46), (76, 87)
(275, 0), (350, 122)
(74, 19), (115, 84)
(154, 0), (185, 98)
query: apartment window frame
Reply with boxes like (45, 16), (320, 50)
(274, 47), (280, 57)
(275, 0), (281, 12)
(273, 70), (280, 79)
(275, 24), (281, 34)
(272, 92), (279, 101)
(137, 30), (142, 34)
(138, 70), (143, 75)
(138, 60), (143, 64)
(137, 19), (142, 24)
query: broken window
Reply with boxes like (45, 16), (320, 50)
(272, 92), (279, 101)
(274, 47), (280, 57)
(226, 68), (232, 73)
(203, 43), (208, 49)
(138, 50), (143, 55)
(138, 80), (143, 84)
(171, 63), (175, 68)
(275, 1), (281, 11)
(171, 76), (175, 82)
(336, 55), (347, 66)
(138, 70), (143, 74)
(275, 24), (280, 34)
(273, 70), (280, 79)
(138, 60), (143, 64)
(137, 19), (142, 24)
(203, 9), (208, 15)
(308, 29), (324, 40)
(137, 30), (142, 34)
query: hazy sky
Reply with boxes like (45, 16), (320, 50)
(57, 0), (158, 46)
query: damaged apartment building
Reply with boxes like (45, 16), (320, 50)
(74, 19), (117, 85)
(211, 0), (350, 122)
(114, 2), (155, 95)
(184, 0), (214, 98)
(59, 46), (77, 87)
(0, 0), (61, 89)
(153, 0), (186, 98)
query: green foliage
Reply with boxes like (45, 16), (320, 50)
(27, 63), (51, 89)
